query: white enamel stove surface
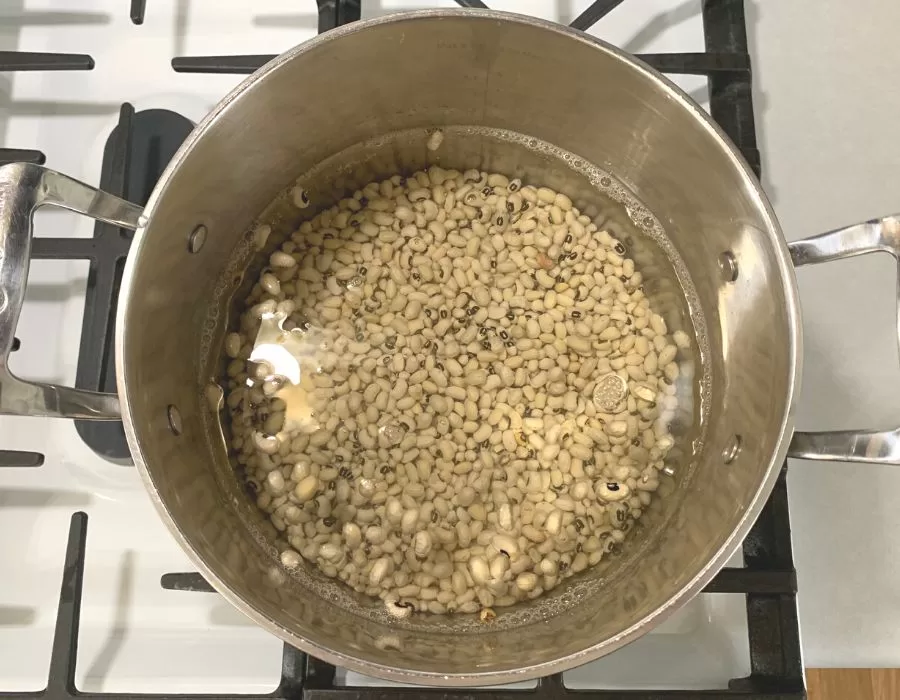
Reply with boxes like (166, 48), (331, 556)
(0, 0), (750, 692)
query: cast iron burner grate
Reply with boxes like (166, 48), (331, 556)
(0, 2), (148, 164)
(0, 477), (804, 700)
(0, 0), (803, 698)
(0, 54), (93, 166)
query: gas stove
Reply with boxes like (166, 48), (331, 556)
(0, 1), (803, 698)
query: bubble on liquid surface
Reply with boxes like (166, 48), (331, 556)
(378, 423), (404, 446)
(593, 373), (628, 412)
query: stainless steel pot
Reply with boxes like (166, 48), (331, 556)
(1, 9), (898, 686)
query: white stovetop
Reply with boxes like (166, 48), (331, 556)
(0, 0), (893, 692)
(751, 1), (900, 668)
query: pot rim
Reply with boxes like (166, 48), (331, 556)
(115, 8), (803, 686)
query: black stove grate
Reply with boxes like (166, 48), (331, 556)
(0, 1), (145, 161)
(0, 19), (96, 467)
(131, 0), (147, 25)
(0, 52), (94, 167)
(0, 0), (802, 698)
(60, 105), (192, 461)
(0, 496), (802, 700)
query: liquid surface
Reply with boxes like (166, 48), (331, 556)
(203, 126), (709, 629)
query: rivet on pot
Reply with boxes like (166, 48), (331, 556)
(188, 225), (207, 253)
(167, 404), (183, 436)
(722, 434), (742, 464)
(718, 251), (738, 282)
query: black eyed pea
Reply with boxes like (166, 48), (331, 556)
(451, 570), (467, 596)
(469, 556), (490, 585)
(538, 558), (558, 577)
(280, 549), (302, 569)
(491, 533), (519, 557)
(457, 485), (477, 507)
(400, 508), (419, 534)
(596, 481), (631, 502)
(570, 480), (591, 501)
(252, 224), (271, 250)
(386, 498), (404, 524)
(497, 503), (513, 531)
(319, 543), (343, 564)
(413, 531), (433, 558)
(265, 470), (286, 495)
(293, 475), (319, 503)
(357, 478), (376, 499)
(673, 330), (691, 349)
(544, 509), (563, 535)
(252, 432), (280, 455)
(269, 251), (296, 268)
(510, 556), (533, 576)
(456, 522), (472, 548)
(228, 167), (683, 616)
(370, 557), (391, 585)
(632, 384), (657, 403)
(516, 572), (539, 592)
(459, 601), (481, 614)
(521, 524), (545, 543)
(605, 421), (629, 438)
(571, 553), (589, 573)
(658, 345), (678, 367)
(636, 477), (660, 493)
(224, 332), (242, 358)
(489, 554), (510, 581)
(343, 522), (362, 549)
(384, 597), (413, 619)
(366, 526), (387, 545)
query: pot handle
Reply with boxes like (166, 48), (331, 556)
(0, 162), (143, 420)
(787, 214), (900, 463)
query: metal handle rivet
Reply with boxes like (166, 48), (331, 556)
(167, 404), (183, 436)
(722, 434), (742, 464)
(718, 251), (738, 282)
(188, 225), (207, 253)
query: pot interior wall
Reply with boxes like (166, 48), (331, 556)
(119, 11), (796, 679)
